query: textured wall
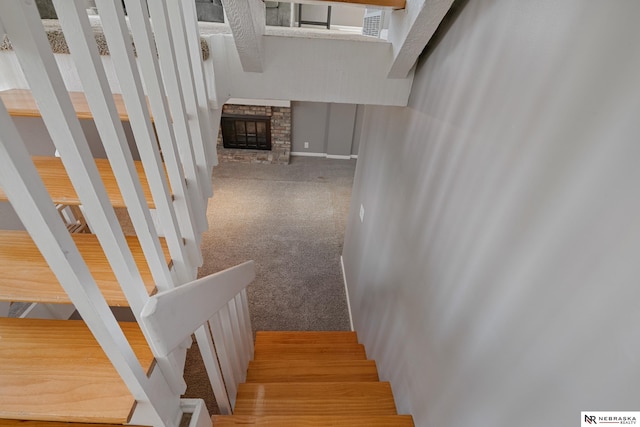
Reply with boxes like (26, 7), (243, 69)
(343, 1), (640, 426)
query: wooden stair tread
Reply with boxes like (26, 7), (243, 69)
(270, 0), (406, 10)
(0, 420), (149, 427)
(0, 156), (158, 209)
(0, 230), (170, 307)
(255, 331), (358, 346)
(247, 360), (379, 382)
(212, 415), (414, 426)
(0, 318), (154, 424)
(0, 89), (146, 122)
(254, 343), (366, 360)
(234, 382), (397, 416)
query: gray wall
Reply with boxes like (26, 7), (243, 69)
(342, 2), (640, 427)
(291, 101), (359, 157)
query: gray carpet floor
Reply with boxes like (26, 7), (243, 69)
(182, 156), (355, 413)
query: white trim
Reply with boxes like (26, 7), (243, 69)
(227, 98), (291, 107)
(290, 151), (326, 157)
(180, 399), (212, 427)
(327, 154), (352, 160)
(291, 152), (355, 160)
(340, 255), (355, 332)
(351, 154), (358, 159)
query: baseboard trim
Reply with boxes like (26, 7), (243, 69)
(290, 151), (326, 157)
(291, 152), (356, 160)
(327, 154), (352, 160)
(340, 255), (355, 331)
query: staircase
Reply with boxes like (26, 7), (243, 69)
(212, 331), (414, 426)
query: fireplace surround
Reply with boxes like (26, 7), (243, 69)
(216, 103), (291, 164)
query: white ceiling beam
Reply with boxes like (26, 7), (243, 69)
(387, 0), (454, 78)
(220, 0), (265, 73)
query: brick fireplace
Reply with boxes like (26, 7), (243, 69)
(216, 103), (291, 164)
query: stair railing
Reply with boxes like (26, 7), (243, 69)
(141, 261), (257, 414)
(0, 0), (223, 425)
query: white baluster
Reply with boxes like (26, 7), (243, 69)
(194, 323), (232, 414)
(96, 0), (202, 276)
(208, 312), (238, 407)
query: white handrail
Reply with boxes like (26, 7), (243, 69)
(141, 260), (256, 357)
(141, 261), (256, 413)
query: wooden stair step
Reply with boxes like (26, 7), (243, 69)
(247, 360), (379, 382)
(0, 420), (149, 427)
(0, 230), (170, 307)
(212, 415), (414, 426)
(255, 331), (358, 346)
(0, 156), (159, 209)
(0, 317), (154, 424)
(234, 382), (397, 416)
(0, 89), (147, 122)
(253, 343), (367, 360)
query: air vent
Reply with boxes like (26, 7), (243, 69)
(362, 8), (383, 38)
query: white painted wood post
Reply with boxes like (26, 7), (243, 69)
(95, 0), (203, 275)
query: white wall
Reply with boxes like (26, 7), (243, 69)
(209, 34), (413, 106)
(342, 1), (640, 426)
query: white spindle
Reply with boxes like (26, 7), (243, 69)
(209, 312), (238, 407)
(0, 98), (179, 427)
(95, 0), (201, 276)
(240, 289), (255, 357)
(218, 304), (244, 387)
(164, 0), (213, 198)
(227, 297), (248, 381)
(117, 0), (206, 274)
(54, 0), (173, 291)
(194, 324), (232, 415)
(178, 0), (218, 172)
(235, 291), (254, 363)
(145, 0), (211, 229)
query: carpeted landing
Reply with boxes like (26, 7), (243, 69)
(182, 156), (356, 413)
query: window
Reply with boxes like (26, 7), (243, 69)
(221, 115), (271, 150)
